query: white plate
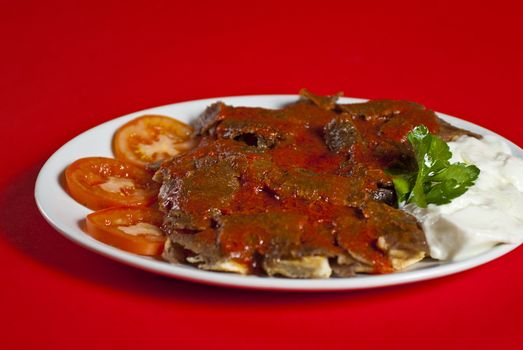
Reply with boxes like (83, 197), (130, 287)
(35, 95), (523, 291)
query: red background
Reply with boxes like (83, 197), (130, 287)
(1, 0), (522, 349)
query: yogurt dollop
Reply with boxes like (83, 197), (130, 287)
(404, 135), (523, 260)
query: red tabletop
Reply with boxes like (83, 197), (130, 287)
(2, 0), (523, 349)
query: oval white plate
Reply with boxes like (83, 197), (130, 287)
(35, 95), (523, 291)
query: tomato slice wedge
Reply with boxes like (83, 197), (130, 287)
(85, 207), (166, 256)
(65, 157), (159, 210)
(113, 115), (195, 167)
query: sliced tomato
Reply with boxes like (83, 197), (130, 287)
(65, 157), (159, 210)
(85, 207), (166, 256)
(113, 115), (195, 167)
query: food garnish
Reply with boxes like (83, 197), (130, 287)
(65, 157), (159, 210)
(388, 125), (480, 207)
(113, 115), (194, 167)
(85, 207), (165, 256)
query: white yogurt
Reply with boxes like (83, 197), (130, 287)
(404, 135), (523, 261)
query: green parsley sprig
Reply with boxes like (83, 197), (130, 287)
(388, 125), (480, 208)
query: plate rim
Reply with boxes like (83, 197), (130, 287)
(34, 94), (523, 291)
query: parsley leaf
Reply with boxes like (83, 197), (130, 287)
(388, 125), (480, 208)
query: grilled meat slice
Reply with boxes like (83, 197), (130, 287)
(300, 88), (342, 111)
(194, 103), (288, 148)
(337, 98), (480, 142)
(437, 118), (482, 141)
(263, 256), (332, 278)
(193, 102), (225, 136)
(216, 118), (282, 149)
(337, 99), (424, 120)
(325, 97), (480, 170)
(363, 201), (428, 270)
(324, 115), (364, 155)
